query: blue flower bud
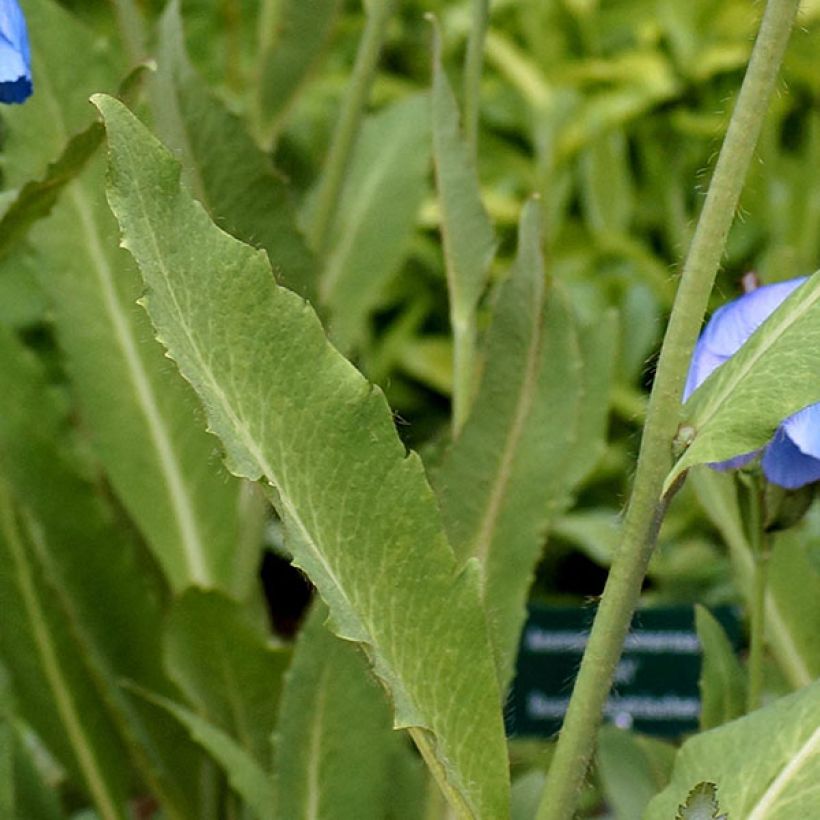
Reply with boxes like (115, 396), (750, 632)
(685, 276), (820, 489)
(0, 0), (31, 104)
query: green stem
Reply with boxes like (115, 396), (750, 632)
(462, 0), (491, 159)
(452, 316), (476, 435)
(535, 2), (801, 818)
(306, 0), (398, 256)
(744, 477), (770, 711)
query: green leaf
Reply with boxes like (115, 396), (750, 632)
(0, 122), (102, 263)
(164, 589), (290, 768)
(767, 533), (820, 680)
(668, 270), (820, 488)
(645, 680), (820, 819)
(433, 199), (583, 683)
(431, 19), (495, 376)
(0, 482), (130, 819)
(154, 2), (317, 303)
(691, 468), (815, 689)
(94, 94), (510, 819)
(3, 0), (251, 595)
(579, 129), (635, 236)
(255, 0), (341, 145)
(0, 720), (63, 820)
(596, 727), (676, 820)
(675, 782), (727, 820)
(131, 687), (275, 820)
(695, 605), (746, 730)
(0, 324), (205, 816)
(273, 604), (400, 820)
(320, 94), (430, 352)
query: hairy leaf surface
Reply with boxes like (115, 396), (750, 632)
(96, 95), (510, 819)
(645, 680), (820, 819)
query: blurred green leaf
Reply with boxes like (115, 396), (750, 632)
(273, 603), (399, 820)
(434, 200), (584, 683)
(131, 687), (275, 820)
(320, 93), (430, 351)
(164, 589), (290, 769)
(670, 271), (820, 488)
(432, 22), (496, 316)
(675, 781), (727, 820)
(255, 0), (341, 145)
(579, 129), (634, 236)
(767, 533), (820, 680)
(695, 606), (746, 730)
(95, 94), (511, 819)
(645, 680), (820, 819)
(596, 726), (676, 820)
(0, 323), (204, 816)
(1, 0), (253, 595)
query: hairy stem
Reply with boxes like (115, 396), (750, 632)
(535, 2), (802, 818)
(306, 0), (398, 256)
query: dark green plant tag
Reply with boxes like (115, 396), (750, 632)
(506, 605), (742, 738)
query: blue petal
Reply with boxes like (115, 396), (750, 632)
(762, 425), (820, 489)
(684, 278), (807, 399)
(0, 0), (30, 104)
(779, 403), (820, 458)
(709, 450), (759, 472)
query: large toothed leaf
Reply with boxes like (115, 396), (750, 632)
(164, 589), (290, 768)
(94, 95), (510, 819)
(0, 323), (204, 815)
(431, 22), (495, 331)
(320, 94), (430, 352)
(645, 680), (820, 819)
(273, 604), (404, 820)
(434, 200), (584, 684)
(154, 2), (317, 302)
(668, 270), (820, 489)
(2, 0), (250, 595)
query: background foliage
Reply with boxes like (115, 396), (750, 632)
(0, 0), (819, 817)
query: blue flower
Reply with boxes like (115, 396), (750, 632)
(685, 276), (820, 489)
(0, 0), (31, 104)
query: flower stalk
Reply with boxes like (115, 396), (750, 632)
(535, 1), (802, 818)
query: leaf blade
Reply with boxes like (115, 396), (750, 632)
(95, 94), (510, 819)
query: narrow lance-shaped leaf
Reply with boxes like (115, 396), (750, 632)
(274, 603), (403, 820)
(129, 687), (275, 820)
(154, 2), (317, 303)
(0, 482), (130, 820)
(320, 93), (430, 352)
(0, 323), (205, 816)
(668, 269), (820, 489)
(434, 199), (583, 684)
(94, 95), (510, 819)
(164, 589), (290, 769)
(645, 679), (820, 819)
(431, 21), (495, 324)
(3, 0), (248, 594)
(695, 605), (746, 731)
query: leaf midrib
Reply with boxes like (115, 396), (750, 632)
(746, 724), (820, 819)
